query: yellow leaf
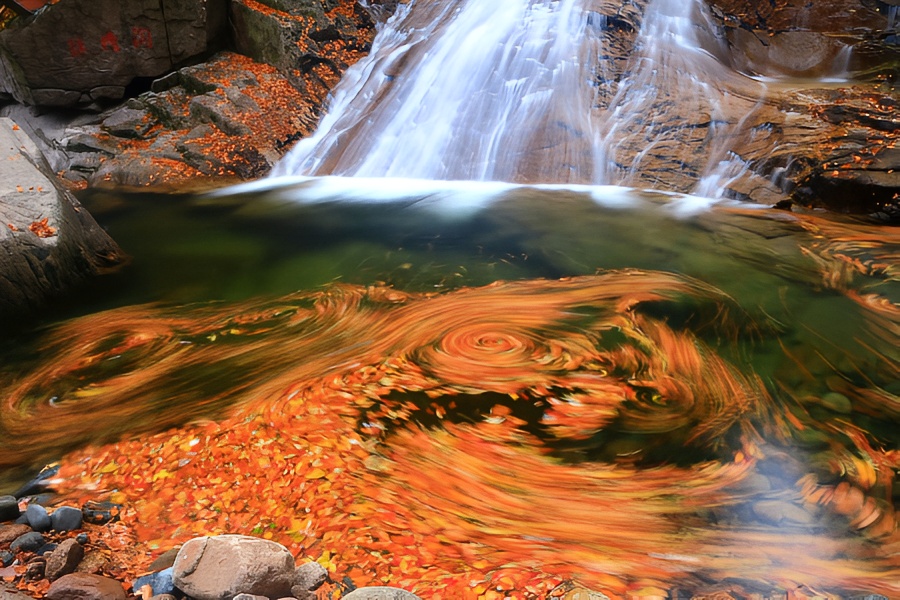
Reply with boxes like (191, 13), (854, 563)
(305, 468), (327, 479)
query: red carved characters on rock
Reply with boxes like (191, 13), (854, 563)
(131, 26), (153, 49)
(67, 37), (87, 58)
(100, 31), (120, 53)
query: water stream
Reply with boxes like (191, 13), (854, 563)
(274, 0), (766, 194)
(1, 0), (898, 597)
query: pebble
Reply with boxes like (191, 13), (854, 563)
(0, 550), (14, 567)
(133, 567), (175, 597)
(0, 497), (19, 523)
(25, 504), (51, 532)
(45, 538), (85, 581)
(50, 506), (83, 532)
(10, 532), (45, 553)
(75, 533), (89, 545)
(36, 543), (58, 556)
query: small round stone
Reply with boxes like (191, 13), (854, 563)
(75, 533), (89, 545)
(50, 506), (83, 532)
(0, 496), (20, 522)
(25, 504), (52, 532)
(10, 531), (45, 553)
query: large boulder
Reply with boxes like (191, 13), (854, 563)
(0, 0), (229, 107)
(0, 117), (122, 322)
(172, 535), (295, 600)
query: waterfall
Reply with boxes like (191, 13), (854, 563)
(272, 0), (602, 182)
(593, 0), (762, 195)
(273, 0), (762, 197)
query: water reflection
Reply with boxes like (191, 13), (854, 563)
(0, 182), (897, 597)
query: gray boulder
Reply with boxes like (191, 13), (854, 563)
(172, 535), (295, 600)
(0, 0), (229, 107)
(0, 117), (123, 322)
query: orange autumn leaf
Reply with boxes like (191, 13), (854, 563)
(28, 216), (56, 238)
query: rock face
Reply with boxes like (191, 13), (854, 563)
(0, 117), (123, 322)
(1, 0), (376, 190)
(232, 0), (375, 99)
(172, 535), (295, 600)
(0, 0), (228, 107)
(702, 0), (900, 215)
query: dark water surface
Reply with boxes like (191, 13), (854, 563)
(0, 178), (897, 596)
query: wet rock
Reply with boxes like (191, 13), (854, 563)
(10, 531), (44, 553)
(133, 567), (175, 597)
(45, 538), (85, 581)
(0, 550), (14, 566)
(45, 573), (127, 600)
(0, 498), (19, 523)
(231, 0), (375, 98)
(0, 524), (31, 544)
(82, 501), (121, 525)
(342, 588), (422, 600)
(0, 0), (229, 108)
(101, 107), (154, 139)
(294, 561), (328, 592)
(36, 543), (57, 556)
(24, 504), (51, 532)
(172, 535), (295, 600)
(75, 533), (89, 545)
(0, 118), (123, 324)
(51, 506), (84, 532)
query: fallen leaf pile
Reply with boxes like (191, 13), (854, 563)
(0, 263), (879, 599)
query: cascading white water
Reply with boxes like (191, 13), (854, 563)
(594, 0), (763, 195)
(272, 0), (762, 196)
(273, 0), (603, 182)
